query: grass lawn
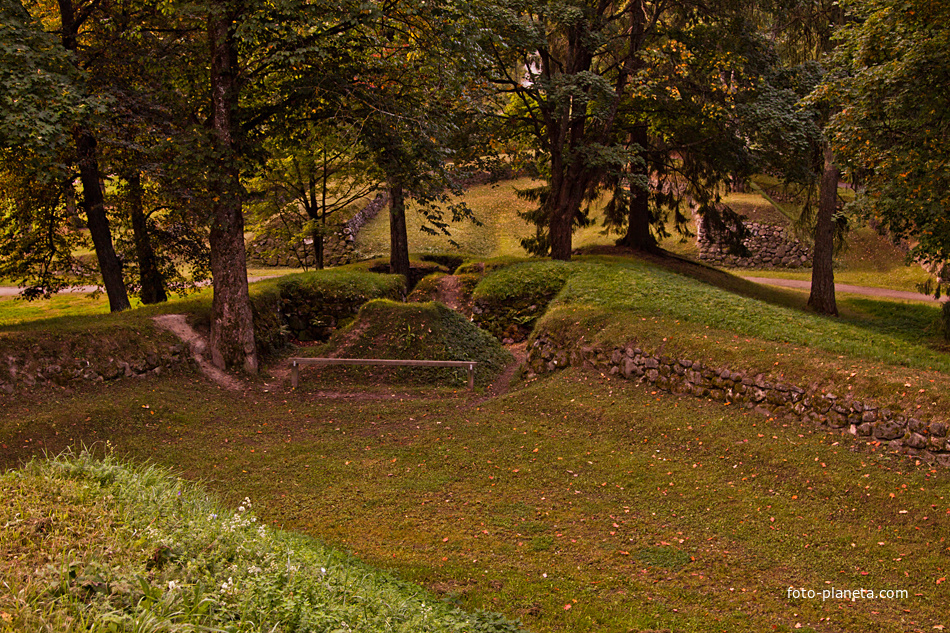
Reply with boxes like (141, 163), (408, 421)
(1, 369), (948, 633)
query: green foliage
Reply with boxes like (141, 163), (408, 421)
(0, 0), (79, 166)
(0, 451), (527, 632)
(824, 0), (950, 285)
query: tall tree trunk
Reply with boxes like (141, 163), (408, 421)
(127, 171), (167, 304)
(311, 226), (324, 270)
(549, 200), (574, 261)
(57, 0), (130, 312)
(75, 130), (131, 312)
(617, 126), (656, 251)
(389, 184), (411, 279)
(548, 164), (587, 261)
(208, 8), (258, 373)
(808, 144), (839, 316)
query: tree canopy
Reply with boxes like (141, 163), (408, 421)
(825, 0), (950, 287)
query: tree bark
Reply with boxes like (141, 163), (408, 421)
(807, 144), (839, 316)
(311, 226), (324, 270)
(617, 126), (656, 251)
(75, 130), (132, 312)
(389, 184), (411, 279)
(208, 7), (258, 373)
(57, 0), (130, 312)
(127, 171), (167, 304)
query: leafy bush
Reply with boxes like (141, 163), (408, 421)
(0, 451), (526, 633)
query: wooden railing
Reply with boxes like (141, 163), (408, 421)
(290, 358), (478, 390)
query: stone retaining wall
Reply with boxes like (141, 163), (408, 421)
(698, 221), (811, 269)
(527, 336), (950, 467)
(0, 340), (194, 393)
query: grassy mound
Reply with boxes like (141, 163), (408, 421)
(471, 260), (575, 341)
(531, 255), (950, 417)
(0, 451), (525, 633)
(302, 300), (513, 388)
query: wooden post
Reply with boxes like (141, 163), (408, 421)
(291, 360), (299, 389)
(468, 363), (475, 391)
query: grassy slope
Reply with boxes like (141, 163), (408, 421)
(1, 372), (947, 633)
(354, 178), (617, 261)
(527, 256), (950, 420)
(0, 452), (524, 633)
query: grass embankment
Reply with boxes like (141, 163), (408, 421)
(506, 256), (950, 418)
(354, 178), (618, 261)
(0, 451), (524, 632)
(1, 373), (948, 633)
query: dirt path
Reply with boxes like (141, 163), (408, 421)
(152, 314), (245, 392)
(743, 276), (948, 303)
(483, 342), (527, 399)
(434, 275), (463, 310)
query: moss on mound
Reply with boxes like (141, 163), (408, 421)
(307, 300), (513, 388)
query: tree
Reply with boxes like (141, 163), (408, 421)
(479, 0), (774, 260)
(0, 0), (87, 297)
(248, 118), (378, 270)
(54, 0), (133, 312)
(350, 0), (487, 279)
(758, 0), (848, 316)
(603, 10), (775, 254)
(825, 0), (950, 294)
(478, 0), (638, 260)
(145, 0), (375, 373)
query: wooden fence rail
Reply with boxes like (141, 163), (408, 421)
(290, 358), (478, 390)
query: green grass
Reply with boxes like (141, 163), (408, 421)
(0, 451), (524, 632)
(543, 258), (949, 371)
(2, 371), (948, 633)
(0, 293), (118, 326)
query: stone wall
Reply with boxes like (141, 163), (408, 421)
(247, 193), (390, 269)
(0, 338), (194, 393)
(698, 221), (811, 269)
(526, 336), (950, 467)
